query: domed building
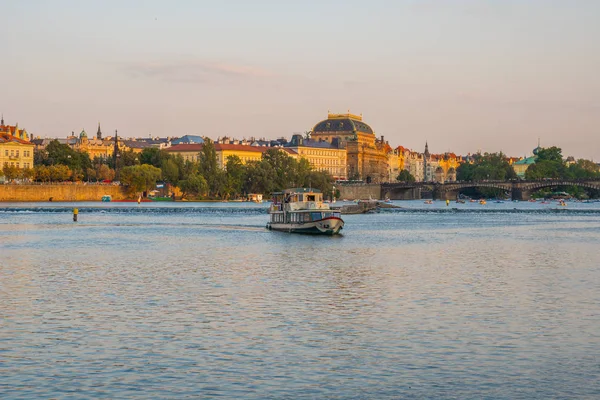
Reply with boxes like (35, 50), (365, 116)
(310, 112), (391, 183)
(512, 142), (541, 179)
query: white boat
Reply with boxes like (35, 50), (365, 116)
(267, 188), (344, 235)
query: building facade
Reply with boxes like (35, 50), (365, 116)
(286, 134), (347, 180)
(0, 117), (35, 171)
(166, 143), (297, 168)
(310, 112), (390, 183)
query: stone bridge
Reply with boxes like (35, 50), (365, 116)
(374, 179), (600, 200)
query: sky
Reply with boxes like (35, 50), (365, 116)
(2, 0), (599, 160)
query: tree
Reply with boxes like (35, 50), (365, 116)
(34, 165), (51, 182)
(525, 147), (566, 180)
(22, 167), (35, 181)
(198, 139), (221, 196)
(457, 152), (516, 181)
(2, 165), (20, 181)
(96, 164), (115, 181)
(396, 169), (416, 182)
(224, 155), (246, 199)
(120, 164), (162, 194)
(49, 165), (71, 182)
(536, 146), (563, 163)
(178, 174), (208, 199)
(161, 158), (180, 184)
(43, 140), (92, 177)
(139, 148), (171, 168)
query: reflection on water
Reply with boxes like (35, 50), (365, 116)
(1, 203), (600, 398)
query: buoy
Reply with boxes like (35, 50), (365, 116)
(137, 196), (141, 204)
(73, 208), (78, 222)
(446, 199), (450, 206)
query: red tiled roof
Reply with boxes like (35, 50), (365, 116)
(0, 132), (33, 145)
(167, 144), (204, 152)
(215, 144), (271, 152)
(167, 143), (293, 154)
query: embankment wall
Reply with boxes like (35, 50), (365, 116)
(0, 185), (128, 202)
(338, 184), (381, 200)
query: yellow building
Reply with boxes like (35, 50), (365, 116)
(1, 117), (35, 170)
(310, 112), (390, 183)
(286, 134), (347, 179)
(70, 126), (114, 159)
(166, 143), (297, 168)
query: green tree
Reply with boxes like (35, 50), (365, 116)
(178, 174), (208, 199)
(224, 155), (246, 199)
(536, 146), (563, 163)
(525, 146), (566, 180)
(43, 140), (92, 178)
(120, 164), (162, 194)
(161, 158), (180, 184)
(198, 139), (221, 196)
(396, 169), (416, 182)
(139, 148), (171, 168)
(457, 152), (516, 181)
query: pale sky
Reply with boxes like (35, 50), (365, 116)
(2, 0), (599, 160)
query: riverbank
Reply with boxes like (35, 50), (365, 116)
(0, 184), (127, 202)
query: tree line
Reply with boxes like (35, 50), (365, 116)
(2, 139), (335, 199)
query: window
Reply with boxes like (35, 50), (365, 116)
(16, 150), (19, 157)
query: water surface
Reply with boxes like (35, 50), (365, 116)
(1, 201), (599, 398)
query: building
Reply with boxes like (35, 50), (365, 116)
(286, 134), (347, 180)
(0, 116), (35, 170)
(310, 112), (391, 183)
(69, 125), (114, 159)
(512, 144), (541, 179)
(171, 135), (205, 145)
(166, 143), (296, 168)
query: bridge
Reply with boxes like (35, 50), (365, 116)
(374, 179), (600, 200)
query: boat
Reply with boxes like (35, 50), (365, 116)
(455, 199), (466, 204)
(101, 195), (112, 202)
(248, 193), (263, 203)
(424, 200), (433, 204)
(479, 199), (487, 205)
(266, 188), (344, 235)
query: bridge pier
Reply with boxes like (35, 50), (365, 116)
(383, 187), (421, 200)
(437, 190), (459, 201)
(512, 188), (530, 201)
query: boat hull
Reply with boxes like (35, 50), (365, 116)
(267, 217), (344, 235)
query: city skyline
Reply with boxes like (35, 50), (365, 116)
(2, 0), (599, 160)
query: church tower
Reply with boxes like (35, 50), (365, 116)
(423, 141), (430, 182)
(97, 122), (102, 140)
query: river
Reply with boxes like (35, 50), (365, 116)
(1, 200), (599, 398)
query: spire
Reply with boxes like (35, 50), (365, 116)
(1, 113), (4, 125)
(424, 141), (430, 156)
(97, 122), (102, 140)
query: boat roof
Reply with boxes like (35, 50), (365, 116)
(272, 188), (322, 195)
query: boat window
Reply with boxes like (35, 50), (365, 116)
(307, 195), (315, 202)
(311, 212), (322, 221)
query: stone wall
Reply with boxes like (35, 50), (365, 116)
(0, 185), (128, 202)
(338, 184), (381, 200)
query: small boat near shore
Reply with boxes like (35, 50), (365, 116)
(267, 188), (344, 235)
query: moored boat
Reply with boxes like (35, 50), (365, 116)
(267, 188), (344, 235)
